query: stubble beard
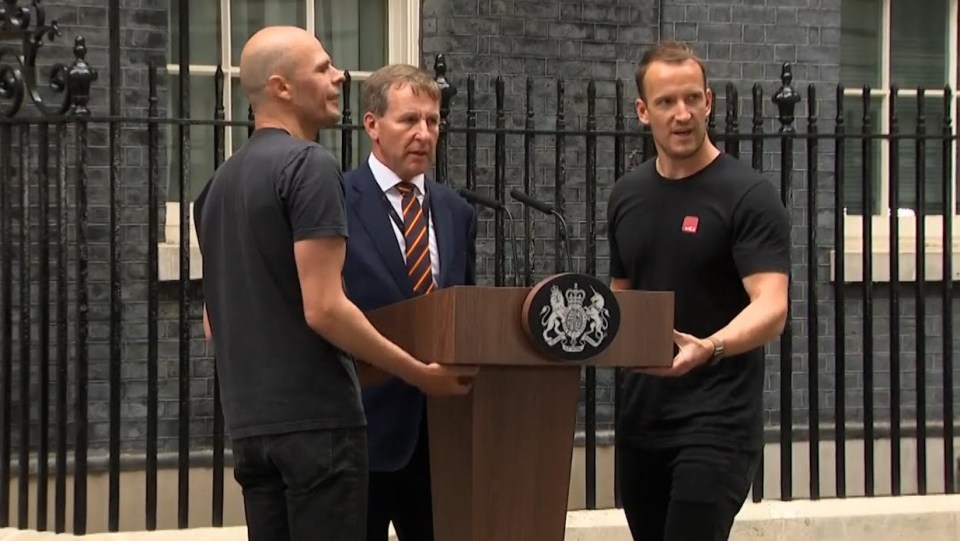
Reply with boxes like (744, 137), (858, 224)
(660, 127), (706, 162)
(315, 103), (341, 130)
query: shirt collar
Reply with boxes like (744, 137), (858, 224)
(368, 154), (425, 196)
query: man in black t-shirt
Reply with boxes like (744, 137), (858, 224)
(197, 27), (476, 541)
(607, 41), (790, 540)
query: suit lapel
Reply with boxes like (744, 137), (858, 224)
(353, 163), (411, 295)
(429, 182), (455, 288)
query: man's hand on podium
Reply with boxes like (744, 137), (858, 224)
(636, 329), (713, 377)
(413, 363), (479, 396)
(355, 362), (478, 396)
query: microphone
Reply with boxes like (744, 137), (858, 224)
(457, 187), (500, 210)
(457, 188), (520, 287)
(509, 189), (573, 274)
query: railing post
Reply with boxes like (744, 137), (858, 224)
(750, 81), (766, 503)
(341, 71), (353, 170)
(772, 62), (800, 502)
(67, 35), (97, 536)
(833, 84), (848, 499)
(806, 83), (821, 500)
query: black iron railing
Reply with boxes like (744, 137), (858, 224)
(0, 0), (958, 536)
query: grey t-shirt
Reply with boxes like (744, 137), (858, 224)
(198, 127), (365, 440)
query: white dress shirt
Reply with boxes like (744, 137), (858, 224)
(368, 154), (441, 287)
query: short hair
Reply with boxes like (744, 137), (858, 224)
(362, 64), (441, 117)
(634, 41), (707, 100)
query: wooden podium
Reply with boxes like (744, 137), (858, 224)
(366, 280), (674, 541)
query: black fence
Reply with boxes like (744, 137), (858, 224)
(1, 3), (959, 538)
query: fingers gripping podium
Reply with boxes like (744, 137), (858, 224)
(365, 273), (674, 541)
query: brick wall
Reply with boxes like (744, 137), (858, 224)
(1, 0), (216, 457)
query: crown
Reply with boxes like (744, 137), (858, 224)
(565, 284), (586, 305)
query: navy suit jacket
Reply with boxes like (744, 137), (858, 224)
(342, 160), (478, 472)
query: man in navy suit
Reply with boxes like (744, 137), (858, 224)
(342, 64), (478, 541)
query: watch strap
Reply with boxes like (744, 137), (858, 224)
(707, 336), (724, 366)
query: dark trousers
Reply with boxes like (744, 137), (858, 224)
(616, 441), (760, 541)
(232, 427), (368, 541)
(366, 419), (434, 541)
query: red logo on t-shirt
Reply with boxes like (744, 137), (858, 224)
(681, 216), (699, 233)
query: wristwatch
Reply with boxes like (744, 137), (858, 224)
(707, 336), (725, 366)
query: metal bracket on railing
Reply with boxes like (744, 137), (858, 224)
(433, 54), (457, 183)
(0, 0), (96, 117)
(434, 53), (457, 122)
(772, 62), (802, 133)
(65, 35), (94, 116)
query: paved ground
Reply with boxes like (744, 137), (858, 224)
(1, 494), (958, 540)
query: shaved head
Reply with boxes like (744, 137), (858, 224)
(237, 26), (344, 139)
(239, 26), (315, 107)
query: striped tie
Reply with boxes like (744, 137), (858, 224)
(396, 182), (434, 295)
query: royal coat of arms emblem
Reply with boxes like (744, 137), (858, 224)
(522, 273), (621, 362)
(540, 283), (611, 353)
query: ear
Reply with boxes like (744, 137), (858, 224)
(266, 75), (291, 102)
(635, 97), (650, 126)
(705, 87), (714, 118)
(363, 111), (379, 142)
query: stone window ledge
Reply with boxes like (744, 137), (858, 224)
(159, 202), (202, 282)
(158, 203), (960, 284)
(828, 215), (960, 283)
(829, 246), (960, 283)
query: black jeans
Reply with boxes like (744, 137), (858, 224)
(616, 441), (760, 541)
(232, 427), (368, 541)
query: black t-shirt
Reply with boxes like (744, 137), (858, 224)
(197, 127), (365, 440)
(607, 152), (790, 450)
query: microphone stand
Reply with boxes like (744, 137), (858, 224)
(456, 188), (520, 287)
(509, 189), (573, 274)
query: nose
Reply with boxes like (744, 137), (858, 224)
(675, 101), (692, 122)
(413, 119), (431, 139)
(332, 66), (346, 85)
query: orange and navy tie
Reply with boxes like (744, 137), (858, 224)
(396, 182), (434, 295)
